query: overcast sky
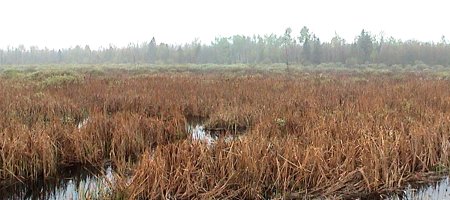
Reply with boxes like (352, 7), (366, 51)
(0, 0), (448, 49)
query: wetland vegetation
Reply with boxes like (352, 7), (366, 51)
(1, 64), (450, 199)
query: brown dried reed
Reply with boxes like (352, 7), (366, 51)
(1, 72), (450, 199)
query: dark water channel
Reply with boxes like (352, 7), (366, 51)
(1, 165), (113, 200)
(386, 177), (450, 200)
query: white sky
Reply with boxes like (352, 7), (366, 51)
(0, 0), (448, 49)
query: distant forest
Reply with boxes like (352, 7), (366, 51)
(1, 27), (449, 66)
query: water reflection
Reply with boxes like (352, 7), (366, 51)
(388, 177), (450, 200)
(1, 165), (113, 200)
(186, 118), (242, 145)
(188, 123), (216, 144)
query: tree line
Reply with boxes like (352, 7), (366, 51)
(1, 27), (449, 66)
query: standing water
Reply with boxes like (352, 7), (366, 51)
(186, 117), (242, 145)
(188, 123), (216, 144)
(387, 177), (450, 200)
(1, 165), (113, 200)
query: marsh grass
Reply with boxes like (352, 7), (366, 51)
(1, 67), (450, 199)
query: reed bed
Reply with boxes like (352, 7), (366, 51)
(1, 70), (450, 199)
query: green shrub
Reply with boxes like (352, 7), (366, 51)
(2, 68), (25, 78)
(40, 74), (83, 88)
